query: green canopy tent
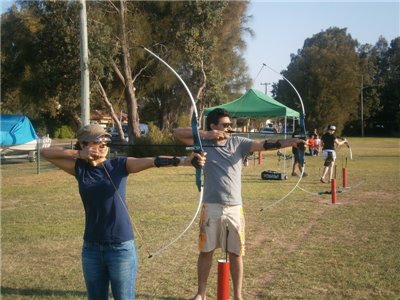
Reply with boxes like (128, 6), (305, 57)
(203, 89), (300, 118)
(203, 89), (300, 134)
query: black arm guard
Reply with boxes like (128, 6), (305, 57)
(263, 140), (281, 150)
(154, 156), (180, 168)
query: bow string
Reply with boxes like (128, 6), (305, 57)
(337, 136), (353, 160)
(260, 64), (307, 211)
(143, 46), (204, 257)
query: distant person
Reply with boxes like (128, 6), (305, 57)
(311, 129), (320, 156)
(320, 124), (348, 183)
(307, 133), (316, 156)
(291, 125), (308, 177)
(312, 134), (321, 156)
(41, 124), (206, 300)
(174, 108), (306, 300)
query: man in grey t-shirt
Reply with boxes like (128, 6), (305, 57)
(174, 108), (305, 300)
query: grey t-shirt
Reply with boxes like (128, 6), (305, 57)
(202, 135), (253, 205)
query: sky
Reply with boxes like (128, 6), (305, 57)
(244, 1), (400, 94)
(1, 0), (399, 95)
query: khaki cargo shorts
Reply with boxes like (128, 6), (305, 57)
(198, 203), (245, 256)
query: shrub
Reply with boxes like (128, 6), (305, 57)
(126, 122), (186, 157)
(54, 125), (75, 139)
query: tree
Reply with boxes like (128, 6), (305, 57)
(118, 0), (141, 139)
(1, 1), (87, 131)
(274, 27), (360, 134)
(375, 37), (400, 135)
(349, 40), (382, 136)
(178, 1), (252, 118)
(1, 3), (40, 115)
(129, 1), (252, 129)
(1, 0), (253, 137)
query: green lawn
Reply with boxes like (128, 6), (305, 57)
(1, 137), (399, 299)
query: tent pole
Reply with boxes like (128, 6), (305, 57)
(283, 116), (287, 174)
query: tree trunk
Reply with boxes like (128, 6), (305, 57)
(119, 0), (140, 142)
(97, 80), (125, 141)
(194, 58), (207, 125)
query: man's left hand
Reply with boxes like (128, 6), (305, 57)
(189, 152), (207, 168)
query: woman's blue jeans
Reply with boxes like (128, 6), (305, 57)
(82, 240), (138, 300)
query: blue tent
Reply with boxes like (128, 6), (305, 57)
(0, 114), (38, 147)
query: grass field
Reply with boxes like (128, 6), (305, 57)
(1, 137), (399, 299)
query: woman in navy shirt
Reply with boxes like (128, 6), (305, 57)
(41, 124), (205, 300)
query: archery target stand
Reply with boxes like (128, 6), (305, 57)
(217, 225), (230, 300)
(217, 259), (230, 300)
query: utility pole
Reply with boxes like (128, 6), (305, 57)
(79, 0), (90, 126)
(260, 82), (270, 95)
(361, 76), (364, 137)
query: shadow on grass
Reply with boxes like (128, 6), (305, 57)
(0, 287), (87, 298)
(137, 296), (187, 300)
(0, 159), (33, 165)
(1, 287), (187, 300)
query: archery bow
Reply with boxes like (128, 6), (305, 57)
(143, 46), (204, 257)
(260, 64), (307, 211)
(337, 136), (353, 160)
(346, 142), (353, 160)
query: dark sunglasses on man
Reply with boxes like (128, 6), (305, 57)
(221, 122), (233, 128)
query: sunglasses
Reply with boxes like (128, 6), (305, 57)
(96, 137), (111, 148)
(220, 122), (233, 128)
(96, 137), (111, 143)
(98, 143), (110, 149)
(82, 141), (110, 148)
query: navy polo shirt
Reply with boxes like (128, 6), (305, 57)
(75, 157), (134, 243)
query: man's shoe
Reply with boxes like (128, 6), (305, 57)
(303, 172), (308, 177)
(292, 172), (298, 176)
